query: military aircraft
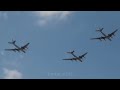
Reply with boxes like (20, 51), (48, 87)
(91, 28), (118, 41)
(63, 50), (88, 62)
(5, 40), (29, 53)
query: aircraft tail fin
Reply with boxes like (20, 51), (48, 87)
(8, 40), (16, 44)
(96, 28), (104, 32)
(67, 50), (74, 54)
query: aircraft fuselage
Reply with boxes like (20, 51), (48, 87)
(13, 43), (26, 53)
(99, 31), (112, 41)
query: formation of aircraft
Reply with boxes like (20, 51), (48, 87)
(5, 40), (30, 53)
(91, 28), (118, 41)
(63, 28), (118, 62)
(63, 50), (88, 62)
(3, 27), (118, 63)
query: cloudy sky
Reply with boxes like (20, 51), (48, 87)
(0, 11), (120, 79)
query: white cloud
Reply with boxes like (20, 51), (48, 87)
(35, 11), (71, 19)
(3, 68), (22, 79)
(34, 11), (73, 26)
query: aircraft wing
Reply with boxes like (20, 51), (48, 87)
(79, 52), (88, 59)
(21, 43), (30, 49)
(82, 52), (88, 57)
(63, 58), (83, 62)
(5, 48), (26, 53)
(108, 29), (118, 37)
(5, 48), (20, 52)
(63, 58), (75, 60)
(91, 36), (112, 41)
(91, 37), (105, 41)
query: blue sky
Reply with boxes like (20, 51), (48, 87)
(0, 11), (120, 79)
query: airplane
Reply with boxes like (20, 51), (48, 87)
(5, 40), (29, 53)
(91, 36), (107, 41)
(63, 50), (88, 62)
(91, 28), (118, 41)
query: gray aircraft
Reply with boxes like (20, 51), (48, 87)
(5, 40), (29, 53)
(63, 50), (88, 62)
(91, 28), (118, 41)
